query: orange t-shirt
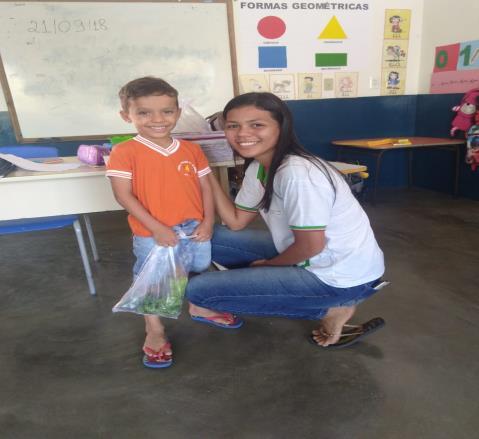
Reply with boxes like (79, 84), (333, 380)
(106, 135), (211, 236)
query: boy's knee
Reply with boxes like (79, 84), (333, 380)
(191, 258), (211, 274)
(189, 241), (211, 273)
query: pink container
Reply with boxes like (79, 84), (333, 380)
(77, 144), (110, 166)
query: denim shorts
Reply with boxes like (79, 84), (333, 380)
(132, 219), (211, 278)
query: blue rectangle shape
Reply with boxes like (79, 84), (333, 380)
(258, 46), (287, 68)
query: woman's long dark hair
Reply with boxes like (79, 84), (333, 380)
(223, 92), (339, 211)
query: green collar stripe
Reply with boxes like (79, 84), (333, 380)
(235, 203), (258, 212)
(257, 164), (268, 184)
(290, 225), (326, 230)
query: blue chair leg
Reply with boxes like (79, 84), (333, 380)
(83, 214), (99, 262)
(73, 219), (96, 296)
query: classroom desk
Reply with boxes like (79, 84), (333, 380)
(332, 137), (465, 203)
(329, 161), (367, 175)
(0, 157), (367, 221)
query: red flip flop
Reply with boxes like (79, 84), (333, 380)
(191, 312), (244, 329)
(142, 343), (173, 368)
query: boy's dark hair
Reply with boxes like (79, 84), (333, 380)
(223, 92), (341, 211)
(119, 76), (178, 111)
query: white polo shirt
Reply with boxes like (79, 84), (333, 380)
(235, 156), (384, 287)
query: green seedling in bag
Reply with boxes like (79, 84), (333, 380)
(137, 276), (188, 317)
(113, 247), (189, 319)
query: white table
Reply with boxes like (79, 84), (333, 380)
(0, 157), (242, 220)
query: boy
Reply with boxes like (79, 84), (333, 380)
(106, 77), (214, 368)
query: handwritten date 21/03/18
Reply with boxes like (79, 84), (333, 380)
(27, 19), (108, 34)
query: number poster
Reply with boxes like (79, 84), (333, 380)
(430, 39), (479, 93)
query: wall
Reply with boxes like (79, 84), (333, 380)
(0, 1), (477, 199)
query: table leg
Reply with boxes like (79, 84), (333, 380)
(454, 145), (460, 197)
(372, 151), (385, 205)
(212, 166), (230, 195)
(408, 149), (413, 189)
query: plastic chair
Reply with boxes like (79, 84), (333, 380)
(0, 145), (98, 295)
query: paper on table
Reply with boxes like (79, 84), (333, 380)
(0, 153), (82, 172)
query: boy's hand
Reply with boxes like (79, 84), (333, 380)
(192, 221), (213, 242)
(152, 224), (178, 247)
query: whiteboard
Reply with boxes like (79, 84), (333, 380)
(0, 1), (236, 141)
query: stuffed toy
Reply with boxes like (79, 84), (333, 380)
(450, 88), (479, 137)
(466, 125), (479, 171)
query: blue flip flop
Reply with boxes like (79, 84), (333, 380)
(191, 312), (244, 329)
(142, 344), (173, 369)
(309, 317), (385, 349)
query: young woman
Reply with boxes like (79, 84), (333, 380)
(187, 92), (386, 348)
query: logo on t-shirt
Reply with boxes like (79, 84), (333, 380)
(177, 161), (197, 177)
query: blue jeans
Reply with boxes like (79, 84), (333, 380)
(186, 225), (379, 320)
(133, 220), (211, 278)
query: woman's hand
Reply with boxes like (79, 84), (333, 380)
(207, 173), (258, 230)
(250, 259), (269, 267)
(249, 230), (326, 268)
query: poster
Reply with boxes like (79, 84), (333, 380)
(234, 0), (372, 100)
(381, 67), (406, 95)
(239, 74), (270, 93)
(297, 73), (322, 99)
(269, 74), (296, 100)
(335, 72), (358, 98)
(381, 9), (411, 96)
(383, 9), (411, 40)
(430, 38), (479, 93)
(382, 39), (408, 69)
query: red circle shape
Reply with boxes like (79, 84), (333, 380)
(257, 16), (286, 40)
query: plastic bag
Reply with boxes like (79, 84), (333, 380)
(172, 100), (211, 134)
(206, 111), (225, 131)
(112, 246), (188, 318)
